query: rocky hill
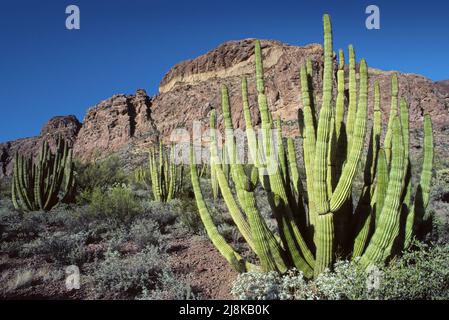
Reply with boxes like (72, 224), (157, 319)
(152, 39), (448, 137)
(0, 116), (81, 177)
(73, 89), (158, 161)
(1, 39), (448, 176)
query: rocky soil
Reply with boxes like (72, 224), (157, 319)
(0, 227), (237, 300)
(169, 234), (237, 300)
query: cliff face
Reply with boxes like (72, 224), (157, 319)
(73, 89), (158, 161)
(153, 40), (324, 138)
(153, 39), (449, 139)
(1, 39), (448, 176)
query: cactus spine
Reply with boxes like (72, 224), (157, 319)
(190, 14), (434, 277)
(11, 138), (75, 211)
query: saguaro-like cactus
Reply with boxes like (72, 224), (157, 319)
(190, 14), (434, 277)
(142, 142), (183, 202)
(12, 137), (75, 211)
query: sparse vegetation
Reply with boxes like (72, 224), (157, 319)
(0, 13), (447, 302)
(1, 163), (212, 299)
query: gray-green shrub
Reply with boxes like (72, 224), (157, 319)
(88, 245), (170, 299)
(138, 271), (196, 300)
(129, 218), (162, 249)
(21, 231), (88, 265)
(232, 243), (449, 300)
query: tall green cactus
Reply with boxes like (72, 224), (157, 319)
(190, 14), (434, 277)
(143, 142), (183, 202)
(12, 137), (75, 211)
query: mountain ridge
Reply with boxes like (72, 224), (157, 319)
(1, 39), (448, 176)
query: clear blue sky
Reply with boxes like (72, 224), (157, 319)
(1, 0), (448, 142)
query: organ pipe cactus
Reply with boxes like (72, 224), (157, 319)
(11, 137), (75, 211)
(145, 142), (183, 202)
(134, 166), (151, 187)
(190, 14), (434, 277)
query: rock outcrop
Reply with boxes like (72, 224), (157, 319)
(1, 39), (448, 176)
(153, 39), (449, 141)
(0, 115), (81, 177)
(73, 89), (158, 161)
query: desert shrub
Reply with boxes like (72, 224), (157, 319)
(141, 200), (179, 228)
(102, 217), (163, 253)
(217, 223), (241, 244)
(0, 177), (11, 199)
(1, 209), (49, 244)
(138, 271), (197, 300)
(1, 270), (35, 293)
(0, 266), (64, 296)
(88, 245), (171, 299)
(232, 244), (449, 300)
(76, 156), (128, 195)
(231, 269), (317, 300)
(426, 213), (449, 245)
(129, 218), (162, 249)
(0, 266), (64, 297)
(424, 177), (449, 244)
(376, 243), (449, 299)
(21, 231), (88, 266)
(0, 240), (24, 257)
(279, 269), (316, 300)
(312, 260), (371, 299)
(0, 208), (45, 257)
(231, 270), (289, 300)
(87, 185), (143, 222)
(177, 199), (204, 234)
(105, 227), (130, 252)
(46, 205), (98, 234)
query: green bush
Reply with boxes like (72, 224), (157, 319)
(231, 243), (449, 300)
(376, 243), (449, 299)
(87, 185), (143, 222)
(46, 205), (94, 233)
(427, 213), (449, 245)
(76, 156), (128, 195)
